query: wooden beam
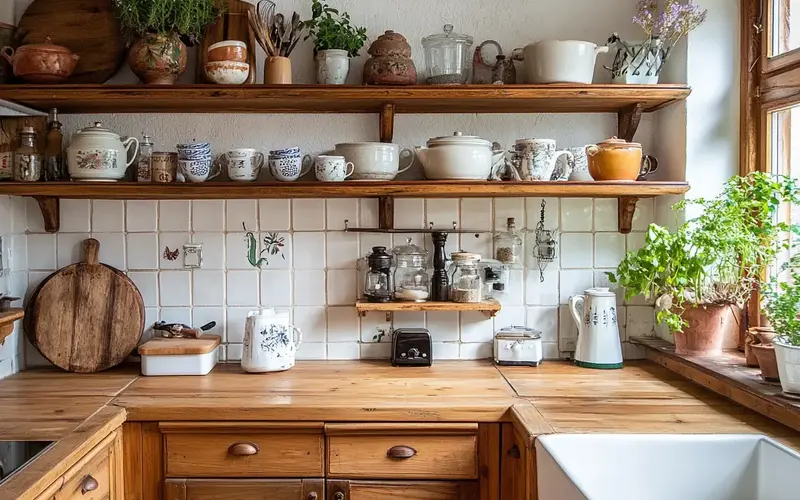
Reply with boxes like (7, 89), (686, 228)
(618, 103), (644, 142)
(378, 196), (394, 230)
(617, 197), (638, 234)
(33, 196), (59, 233)
(380, 103), (395, 143)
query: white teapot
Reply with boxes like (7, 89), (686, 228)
(67, 122), (139, 181)
(241, 309), (302, 373)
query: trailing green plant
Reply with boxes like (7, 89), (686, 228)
(763, 255), (800, 346)
(608, 172), (800, 333)
(112, 0), (224, 43)
(302, 0), (367, 57)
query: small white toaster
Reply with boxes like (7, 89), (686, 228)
(493, 326), (543, 367)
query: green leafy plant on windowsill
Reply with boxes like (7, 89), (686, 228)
(302, 0), (367, 57)
(608, 172), (800, 332)
(763, 258), (800, 347)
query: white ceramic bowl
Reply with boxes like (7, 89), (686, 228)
(513, 40), (609, 84)
(334, 142), (415, 181)
(205, 61), (250, 85)
(415, 132), (503, 180)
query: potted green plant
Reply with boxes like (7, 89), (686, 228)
(113, 0), (223, 85)
(302, 0), (367, 84)
(763, 261), (800, 393)
(609, 172), (800, 356)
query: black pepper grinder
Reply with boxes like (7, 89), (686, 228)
(431, 231), (449, 301)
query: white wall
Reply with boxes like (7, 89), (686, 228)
(0, 196), (29, 378)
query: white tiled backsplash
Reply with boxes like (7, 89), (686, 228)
(0, 196), (30, 378)
(18, 195), (654, 365)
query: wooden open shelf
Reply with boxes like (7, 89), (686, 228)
(0, 308), (24, 345)
(356, 299), (501, 319)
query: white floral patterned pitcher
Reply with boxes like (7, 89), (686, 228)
(242, 309), (302, 373)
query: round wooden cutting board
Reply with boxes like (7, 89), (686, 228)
(26, 239), (144, 373)
(17, 0), (126, 83)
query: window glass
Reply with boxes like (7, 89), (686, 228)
(768, 105), (800, 279)
(771, 0), (800, 57)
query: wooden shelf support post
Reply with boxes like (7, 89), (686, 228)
(618, 102), (644, 142)
(617, 197), (639, 234)
(380, 103), (395, 143)
(34, 196), (59, 233)
(378, 196), (394, 230)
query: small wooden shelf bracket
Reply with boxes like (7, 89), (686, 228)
(34, 196), (59, 233)
(618, 197), (639, 234)
(380, 103), (395, 143)
(378, 196), (394, 230)
(618, 102), (645, 142)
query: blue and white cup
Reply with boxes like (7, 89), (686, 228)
(269, 147), (301, 157)
(178, 159), (220, 183)
(269, 154), (312, 182)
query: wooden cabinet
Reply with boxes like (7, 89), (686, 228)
(164, 479), (323, 500)
(326, 479), (478, 500)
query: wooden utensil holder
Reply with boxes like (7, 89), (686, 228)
(263, 56), (292, 84)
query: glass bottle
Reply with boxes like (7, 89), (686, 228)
(494, 217), (522, 266)
(491, 55), (516, 84)
(392, 238), (430, 302)
(44, 108), (65, 181)
(364, 246), (393, 303)
(137, 134), (154, 182)
(450, 252), (483, 303)
(13, 126), (42, 182)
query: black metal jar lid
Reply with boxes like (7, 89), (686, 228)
(367, 246), (393, 268)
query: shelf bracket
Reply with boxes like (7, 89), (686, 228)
(618, 197), (639, 234)
(378, 196), (394, 230)
(380, 103), (395, 143)
(618, 102), (644, 142)
(34, 196), (59, 233)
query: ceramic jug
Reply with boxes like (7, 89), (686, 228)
(568, 288), (623, 369)
(242, 309), (303, 373)
(513, 139), (573, 181)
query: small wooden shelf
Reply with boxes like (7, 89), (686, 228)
(0, 308), (24, 345)
(356, 299), (501, 319)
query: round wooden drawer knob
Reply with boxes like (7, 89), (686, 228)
(387, 445), (417, 459)
(81, 475), (99, 494)
(333, 492), (345, 500)
(228, 442), (260, 456)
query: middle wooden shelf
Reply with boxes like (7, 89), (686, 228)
(355, 300), (502, 319)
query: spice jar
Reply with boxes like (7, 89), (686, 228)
(493, 217), (522, 266)
(13, 126), (42, 182)
(365, 246), (393, 303)
(450, 252), (483, 303)
(392, 238), (430, 302)
(421, 24), (473, 85)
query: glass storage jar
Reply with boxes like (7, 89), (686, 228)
(392, 238), (430, 302)
(364, 246), (393, 303)
(450, 252), (483, 303)
(493, 217), (523, 266)
(421, 24), (474, 84)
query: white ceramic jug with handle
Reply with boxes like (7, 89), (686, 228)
(242, 308), (302, 373)
(569, 288), (623, 369)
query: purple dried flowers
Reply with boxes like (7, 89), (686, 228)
(633, 0), (707, 43)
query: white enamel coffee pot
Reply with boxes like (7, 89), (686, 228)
(569, 288), (623, 369)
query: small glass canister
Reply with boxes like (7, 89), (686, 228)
(392, 238), (430, 302)
(493, 217), (523, 266)
(450, 252), (483, 303)
(14, 126), (42, 182)
(421, 24), (474, 84)
(365, 246), (393, 303)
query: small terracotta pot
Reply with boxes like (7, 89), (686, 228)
(263, 56), (292, 84)
(207, 40), (247, 63)
(128, 33), (187, 85)
(751, 343), (780, 381)
(672, 304), (738, 356)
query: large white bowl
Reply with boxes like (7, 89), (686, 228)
(205, 61), (250, 85)
(334, 142), (414, 181)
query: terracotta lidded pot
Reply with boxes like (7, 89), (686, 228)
(363, 30), (417, 85)
(1, 35), (79, 83)
(585, 137), (655, 182)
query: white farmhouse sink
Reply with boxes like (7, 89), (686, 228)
(537, 434), (800, 500)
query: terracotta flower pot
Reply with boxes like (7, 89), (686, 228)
(128, 33), (187, 85)
(672, 304), (738, 356)
(751, 344), (780, 382)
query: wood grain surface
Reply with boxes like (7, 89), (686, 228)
(164, 479), (324, 500)
(195, 0), (257, 84)
(344, 481), (479, 500)
(138, 336), (220, 356)
(17, 0), (125, 83)
(26, 239), (144, 373)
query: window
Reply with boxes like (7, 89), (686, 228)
(770, 0), (800, 56)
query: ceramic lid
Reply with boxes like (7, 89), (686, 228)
(422, 24), (473, 46)
(368, 30), (412, 57)
(595, 136), (642, 149)
(585, 287), (616, 297)
(451, 251), (481, 262)
(427, 131), (493, 148)
(367, 246), (393, 266)
(17, 35), (74, 55)
(76, 122), (121, 139)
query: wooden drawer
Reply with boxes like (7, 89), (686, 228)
(161, 422), (324, 478)
(325, 424), (478, 480)
(164, 478), (324, 500)
(55, 429), (121, 500)
(327, 479), (478, 500)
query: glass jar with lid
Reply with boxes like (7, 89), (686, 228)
(392, 238), (430, 302)
(450, 252), (483, 303)
(421, 24), (474, 84)
(493, 217), (523, 266)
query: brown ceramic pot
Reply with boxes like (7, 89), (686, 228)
(1, 35), (79, 83)
(363, 30), (417, 85)
(672, 304), (738, 356)
(751, 343), (780, 381)
(128, 33), (187, 85)
(207, 40), (248, 63)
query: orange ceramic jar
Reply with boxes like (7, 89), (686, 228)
(586, 137), (643, 181)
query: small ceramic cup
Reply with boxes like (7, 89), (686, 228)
(566, 146), (593, 181)
(151, 152), (178, 183)
(218, 149), (264, 182)
(269, 154), (312, 182)
(178, 159), (221, 183)
(315, 155), (355, 182)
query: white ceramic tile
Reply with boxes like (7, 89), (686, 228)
(593, 199), (618, 232)
(526, 306), (559, 342)
(560, 233), (593, 269)
(626, 306), (655, 339)
(294, 306), (326, 343)
(497, 269), (524, 306)
(160, 200), (191, 231)
(193, 270), (225, 306)
(326, 232), (358, 269)
(126, 201), (157, 232)
(294, 270), (325, 306)
(227, 270), (260, 306)
(225, 233), (253, 270)
(359, 233), (392, 257)
(560, 198), (593, 232)
(293, 232), (326, 269)
(327, 199), (358, 230)
(360, 342), (391, 359)
(259, 199), (291, 231)
(459, 343), (492, 360)
(192, 200), (225, 232)
(326, 269), (357, 306)
(0, 197), (10, 235)
(159, 270), (191, 307)
(623, 342), (646, 360)
(226, 199), (258, 232)
(261, 270), (292, 307)
(594, 270), (625, 305)
(559, 270), (594, 304)
(126, 233), (159, 270)
(394, 198), (425, 229)
(25, 198), (44, 233)
(217, 345), (227, 362)
(359, 198), (379, 227)
(494, 198), (525, 231)
(433, 342), (460, 360)
(460, 311), (494, 343)
(594, 233), (625, 268)
(27, 234), (56, 270)
(92, 200), (124, 232)
(526, 198), (559, 230)
(59, 199), (91, 233)
(360, 311), (392, 343)
(426, 199), (459, 229)
(226, 307), (251, 343)
(159, 232), (191, 270)
(632, 198), (654, 231)
(191, 232), (225, 269)
(459, 232), (492, 257)
(92, 233), (125, 270)
(542, 342), (560, 360)
(57, 233), (89, 268)
(461, 198), (493, 231)
(526, 269), (559, 306)
(327, 306), (360, 342)
(128, 271), (158, 307)
(626, 232), (646, 253)
(227, 344), (243, 361)
(327, 343), (359, 360)
(161, 307), (193, 328)
(559, 305), (579, 350)
(393, 311), (425, 330)
(292, 199), (325, 230)
(260, 232), (292, 269)
(494, 306), (525, 330)
(9, 235), (26, 271)
(138, 307), (157, 344)
(297, 343), (326, 360)
(426, 311), (459, 341)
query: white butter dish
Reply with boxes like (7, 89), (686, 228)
(138, 335), (220, 376)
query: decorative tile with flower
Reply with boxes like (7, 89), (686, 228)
(243, 223), (286, 268)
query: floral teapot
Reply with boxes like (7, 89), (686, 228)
(66, 122), (139, 181)
(242, 308), (302, 373)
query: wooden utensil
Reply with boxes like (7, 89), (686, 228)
(247, 8), (276, 57)
(25, 239), (144, 373)
(17, 0), (125, 83)
(196, 0), (257, 84)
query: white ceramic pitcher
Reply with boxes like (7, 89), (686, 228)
(242, 309), (302, 373)
(568, 288), (623, 369)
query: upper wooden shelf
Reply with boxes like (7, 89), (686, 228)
(0, 84), (692, 114)
(0, 308), (24, 345)
(355, 299), (501, 318)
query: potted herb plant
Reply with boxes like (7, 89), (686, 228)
(607, 0), (707, 84)
(764, 261), (800, 393)
(302, 0), (367, 84)
(609, 173), (800, 356)
(113, 0), (223, 85)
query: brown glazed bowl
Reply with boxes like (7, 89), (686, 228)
(2, 36), (79, 83)
(207, 40), (248, 63)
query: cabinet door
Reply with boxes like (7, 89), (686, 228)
(164, 478), (324, 500)
(326, 479), (478, 500)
